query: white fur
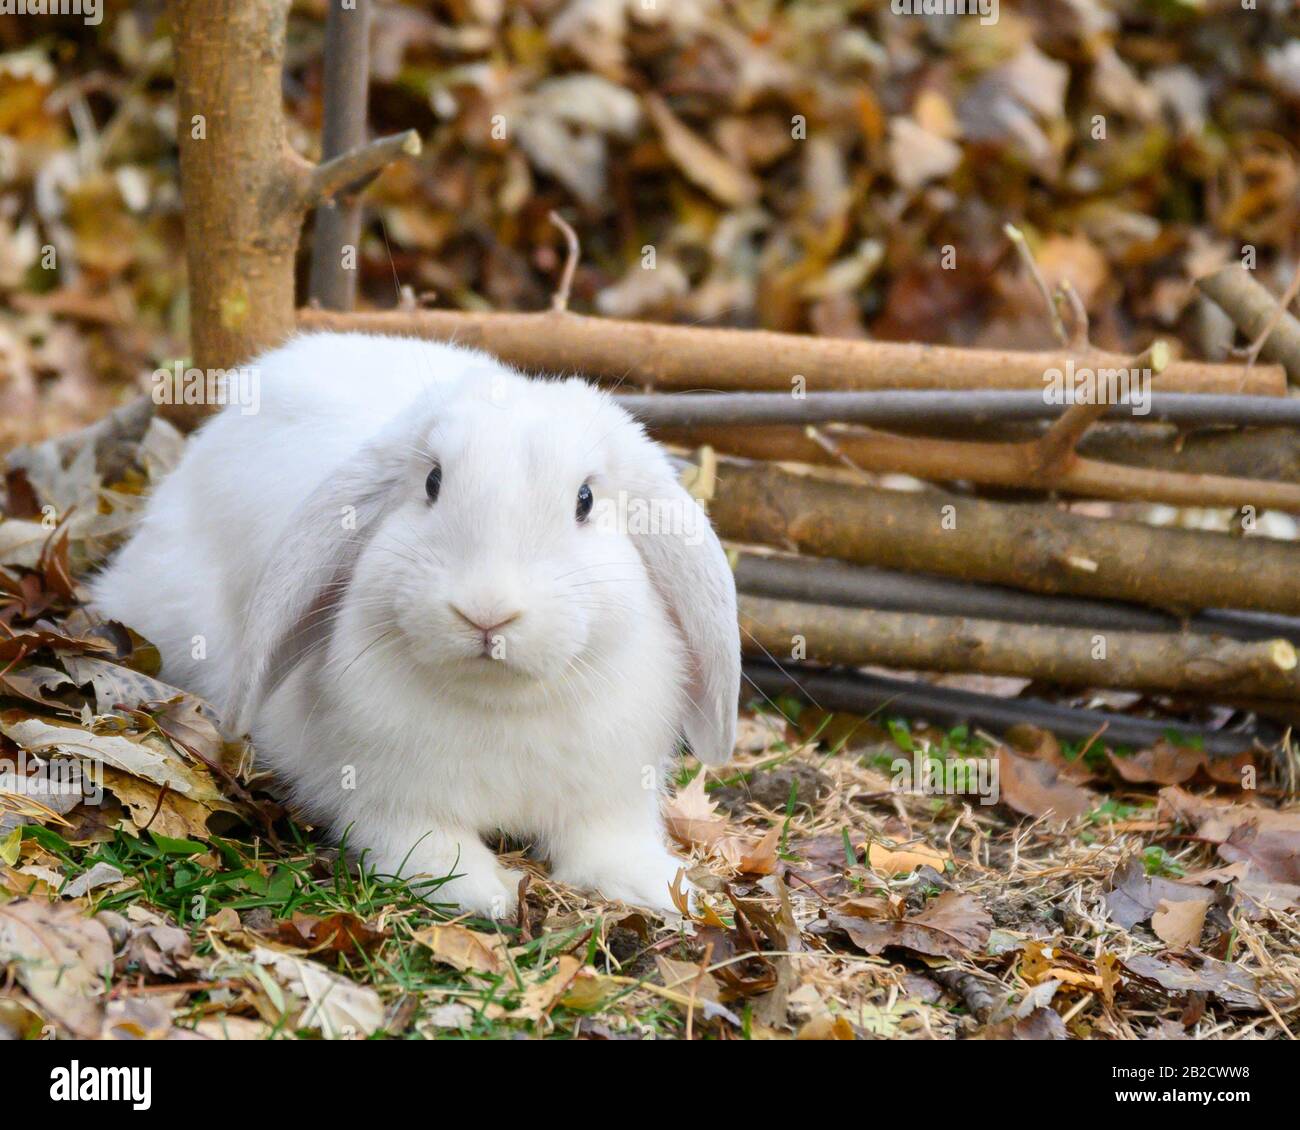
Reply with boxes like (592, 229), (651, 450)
(92, 332), (739, 916)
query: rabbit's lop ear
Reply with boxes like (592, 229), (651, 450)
(225, 422), (413, 736)
(625, 461), (740, 766)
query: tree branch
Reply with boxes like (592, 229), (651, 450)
(1197, 262), (1300, 384)
(615, 389), (1300, 428)
(739, 595), (1300, 700)
(304, 129), (421, 206)
(1033, 340), (1169, 477)
(309, 0), (374, 311)
(710, 459), (1300, 615)
(296, 308), (1286, 397)
(732, 552), (1300, 643)
(741, 660), (1258, 756)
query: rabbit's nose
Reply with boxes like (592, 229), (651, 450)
(449, 604), (522, 636)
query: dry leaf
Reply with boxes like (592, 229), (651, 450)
(867, 840), (950, 876)
(1151, 898), (1209, 950)
(996, 745), (1095, 820)
(0, 898), (112, 1037)
(834, 892), (992, 959)
(645, 93), (760, 207)
(412, 923), (510, 976)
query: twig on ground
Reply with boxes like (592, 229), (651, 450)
(548, 210), (580, 313)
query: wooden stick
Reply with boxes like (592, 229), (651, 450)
(618, 390), (1300, 429)
(739, 595), (1300, 700)
(710, 460), (1300, 615)
(742, 660), (1257, 755)
(305, 130), (420, 205)
(1197, 263), (1300, 384)
(296, 308), (1286, 397)
(308, 0), (373, 311)
(732, 552), (1300, 644)
(1033, 341), (1168, 476)
(670, 424), (1300, 512)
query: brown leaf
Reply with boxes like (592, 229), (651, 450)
(664, 772), (727, 849)
(272, 911), (385, 957)
(1110, 741), (1253, 788)
(1121, 951), (1261, 1012)
(0, 899), (112, 1037)
(124, 920), (201, 979)
(645, 94), (760, 207)
(1103, 855), (1215, 931)
(1159, 787), (1300, 885)
(412, 923), (510, 976)
(1151, 898), (1209, 951)
(996, 745), (1095, 820)
(833, 891), (992, 959)
(867, 840), (950, 876)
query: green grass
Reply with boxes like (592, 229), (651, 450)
(19, 821), (694, 1040)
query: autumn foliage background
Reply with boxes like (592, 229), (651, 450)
(2, 0), (1298, 450)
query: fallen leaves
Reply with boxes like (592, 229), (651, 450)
(412, 922), (511, 976)
(1103, 855), (1215, 933)
(0, 897), (113, 1037)
(996, 743), (1096, 820)
(1120, 951), (1262, 1013)
(833, 892), (992, 960)
(248, 947), (385, 1039)
(1159, 786), (1300, 886)
(1109, 742), (1254, 788)
(1150, 898), (1209, 951)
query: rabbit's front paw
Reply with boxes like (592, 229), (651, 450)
(431, 866), (521, 920)
(553, 840), (687, 915)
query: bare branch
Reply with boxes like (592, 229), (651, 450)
(1244, 261), (1300, 368)
(615, 389), (1300, 429)
(1005, 223), (1068, 346)
(309, 0), (374, 311)
(547, 210), (580, 313)
(742, 660), (1257, 756)
(739, 594), (1300, 699)
(1034, 340), (1169, 476)
(298, 308), (1286, 397)
(1198, 262), (1300, 384)
(305, 128), (421, 206)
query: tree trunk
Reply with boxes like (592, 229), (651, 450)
(170, 0), (307, 426)
(168, 0), (417, 428)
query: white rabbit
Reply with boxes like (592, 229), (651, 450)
(92, 332), (739, 916)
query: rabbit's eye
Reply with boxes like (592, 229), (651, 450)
(425, 464), (442, 503)
(576, 482), (593, 522)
